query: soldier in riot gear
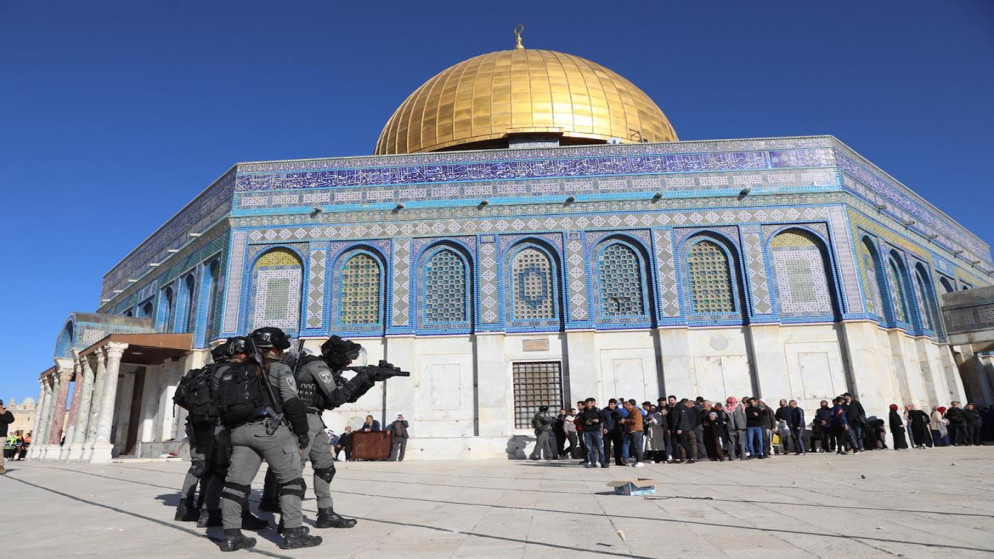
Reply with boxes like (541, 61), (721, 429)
(174, 343), (230, 522)
(258, 335), (409, 529)
(216, 328), (322, 552)
(193, 339), (268, 531)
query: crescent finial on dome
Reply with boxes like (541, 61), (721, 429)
(513, 24), (525, 49)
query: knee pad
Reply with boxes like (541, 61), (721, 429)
(279, 477), (306, 500)
(313, 466), (335, 483)
(221, 481), (251, 506)
(188, 459), (208, 478)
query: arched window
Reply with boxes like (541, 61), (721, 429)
(124, 309), (133, 317)
(55, 321), (74, 358)
(913, 265), (940, 332)
(886, 254), (910, 323)
(250, 248), (303, 332)
(204, 260), (221, 342)
(770, 230), (835, 317)
(596, 242), (647, 317)
(939, 277), (955, 294)
(182, 274), (197, 333)
(139, 300), (154, 319)
(859, 238), (885, 318)
(508, 245), (561, 324)
(421, 247), (470, 325)
(160, 287), (175, 332)
(687, 239), (735, 315)
(339, 252), (383, 325)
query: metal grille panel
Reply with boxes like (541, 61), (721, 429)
(512, 361), (563, 429)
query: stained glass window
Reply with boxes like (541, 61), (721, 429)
(770, 231), (833, 316)
(340, 253), (381, 324)
(511, 247), (557, 320)
(423, 248), (468, 323)
(251, 248), (302, 331)
(597, 243), (645, 316)
(886, 256), (909, 323)
(688, 240), (735, 314)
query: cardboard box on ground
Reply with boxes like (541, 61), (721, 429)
(607, 478), (658, 496)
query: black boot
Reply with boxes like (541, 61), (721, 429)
(174, 498), (198, 522)
(241, 511), (269, 531)
(257, 498), (281, 513)
(316, 507), (358, 528)
(280, 526), (322, 550)
(219, 529), (256, 552)
(197, 508), (222, 528)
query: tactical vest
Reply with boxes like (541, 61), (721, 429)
(173, 363), (220, 419)
(294, 355), (327, 412)
(215, 362), (269, 427)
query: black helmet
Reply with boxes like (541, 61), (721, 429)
(249, 327), (291, 350)
(210, 342), (230, 363)
(227, 336), (255, 356)
(320, 335), (362, 370)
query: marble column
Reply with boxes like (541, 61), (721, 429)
(85, 350), (108, 444)
(63, 359), (86, 448)
(29, 377), (52, 459)
(91, 342), (128, 463)
(68, 356), (97, 460)
(47, 369), (72, 445)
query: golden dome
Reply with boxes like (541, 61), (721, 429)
(374, 46), (678, 155)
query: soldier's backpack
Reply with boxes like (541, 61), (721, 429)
(214, 362), (267, 426)
(173, 365), (218, 418)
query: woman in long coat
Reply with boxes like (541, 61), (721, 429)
(646, 408), (668, 463)
(889, 404), (908, 450)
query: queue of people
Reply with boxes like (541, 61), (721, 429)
(532, 393), (990, 467)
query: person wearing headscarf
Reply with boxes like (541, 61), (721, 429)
(889, 404), (908, 450)
(722, 397), (745, 460)
(931, 406), (949, 446)
(906, 404), (932, 449)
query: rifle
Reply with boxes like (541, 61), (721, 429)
(345, 360), (411, 381)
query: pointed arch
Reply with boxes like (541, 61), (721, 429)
(159, 286), (176, 332)
(418, 242), (473, 328)
(858, 236), (886, 320)
(336, 248), (385, 327)
(684, 235), (741, 317)
(913, 263), (941, 334)
(248, 247), (304, 333)
(593, 236), (653, 321)
(769, 228), (838, 318)
(505, 240), (563, 328)
(55, 321), (74, 358)
(181, 273), (197, 333)
(885, 251), (911, 324)
(939, 276), (956, 294)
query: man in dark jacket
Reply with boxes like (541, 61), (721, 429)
(745, 399), (766, 459)
(665, 395), (680, 462)
(0, 400), (13, 475)
(675, 399), (699, 463)
(814, 401), (833, 453)
(578, 398), (607, 468)
(963, 403), (982, 446)
(831, 397), (852, 455)
(775, 399), (793, 453)
(944, 402), (968, 446)
(389, 414), (410, 461)
(842, 393), (867, 451)
(787, 400), (806, 455)
(601, 399), (624, 466)
(758, 400), (776, 456)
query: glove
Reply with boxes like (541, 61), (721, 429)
(298, 434), (310, 450)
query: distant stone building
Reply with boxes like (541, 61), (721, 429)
(4, 397), (37, 436)
(28, 35), (993, 462)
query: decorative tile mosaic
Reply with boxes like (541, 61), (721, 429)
(858, 237), (885, 318)
(742, 227), (772, 315)
(249, 248), (303, 332)
(688, 240), (735, 314)
(652, 229), (681, 317)
(912, 268), (933, 331)
(222, 231), (248, 333)
(511, 247), (557, 321)
(307, 247), (327, 329)
(479, 239), (499, 324)
(770, 231), (833, 316)
(392, 240), (411, 327)
(565, 236), (588, 321)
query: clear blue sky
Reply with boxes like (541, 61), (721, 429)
(1, 0), (992, 403)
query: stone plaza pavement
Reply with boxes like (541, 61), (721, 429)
(2, 447), (993, 558)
